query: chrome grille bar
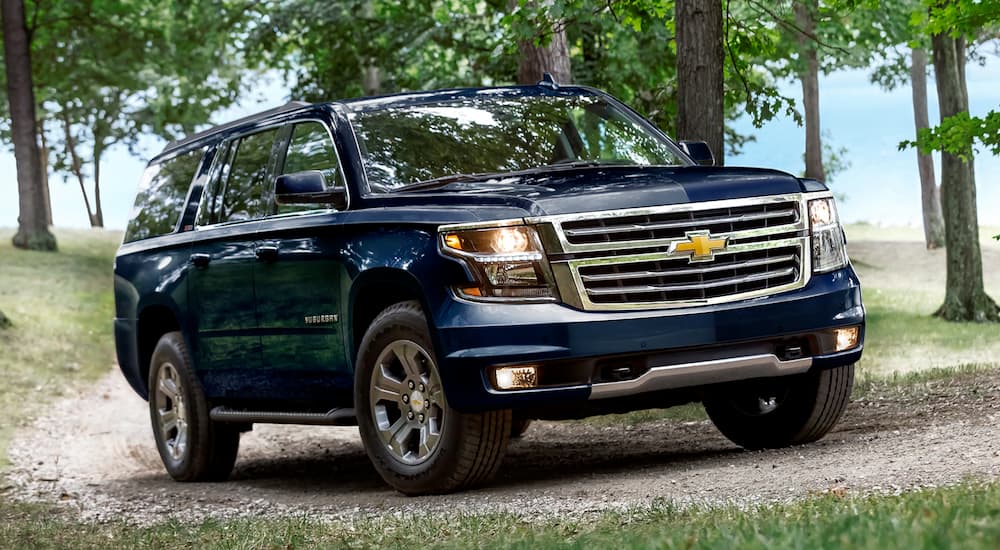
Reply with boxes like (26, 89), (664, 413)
(579, 254), (796, 282)
(563, 208), (798, 238)
(535, 193), (814, 311)
(584, 267), (796, 296)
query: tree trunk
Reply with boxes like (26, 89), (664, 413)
(931, 32), (998, 322)
(675, 0), (724, 165)
(794, 1), (824, 181)
(2, 0), (56, 250)
(61, 111), (100, 227)
(910, 47), (945, 249)
(38, 117), (53, 226)
(360, 0), (380, 95)
(92, 145), (105, 228)
(512, 1), (572, 85)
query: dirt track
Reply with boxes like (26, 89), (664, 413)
(5, 367), (1000, 524)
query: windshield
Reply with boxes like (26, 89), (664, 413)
(348, 92), (686, 192)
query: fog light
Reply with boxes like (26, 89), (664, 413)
(834, 326), (860, 351)
(494, 366), (538, 390)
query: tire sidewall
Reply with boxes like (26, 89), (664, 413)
(705, 366), (850, 449)
(148, 332), (210, 480)
(354, 304), (466, 491)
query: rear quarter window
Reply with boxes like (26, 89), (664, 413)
(124, 148), (205, 243)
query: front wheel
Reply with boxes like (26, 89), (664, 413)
(704, 364), (854, 450)
(355, 301), (511, 495)
(148, 331), (240, 481)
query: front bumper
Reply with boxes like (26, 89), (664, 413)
(432, 266), (864, 412)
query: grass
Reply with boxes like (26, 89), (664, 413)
(1, 481), (999, 548)
(858, 288), (1000, 374)
(0, 229), (121, 466)
(845, 224), (1000, 376)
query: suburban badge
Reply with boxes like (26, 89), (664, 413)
(304, 314), (339, 325)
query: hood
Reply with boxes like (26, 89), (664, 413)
(399, 165), (809, 217)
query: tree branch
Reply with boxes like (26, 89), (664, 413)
(745, 0), (852, 57)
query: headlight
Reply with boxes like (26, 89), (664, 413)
(441, 225), (559, 301)
(808, 197), (848, 273)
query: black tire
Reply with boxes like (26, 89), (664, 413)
(355, 301), (511, 495)
(510, 415), (533, 439)
(704, 364), (854, 450)
(148, 331), (240, 481)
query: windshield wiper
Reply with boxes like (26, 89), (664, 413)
(392, 172), (501, 192)
(391, 160), (639, 192)
(503, 159), (638, 176)
(541, 159), (638, 169)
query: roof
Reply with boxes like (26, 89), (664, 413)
(159, 100), (312, 158)
(154, 81), (603, 160)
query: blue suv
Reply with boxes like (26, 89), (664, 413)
(114, 83), (864, 495)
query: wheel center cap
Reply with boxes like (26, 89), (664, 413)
(409, 390), (426, 413)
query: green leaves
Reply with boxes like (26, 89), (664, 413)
(900, 0), (1000, 158)
(901, 111), (1000, 160)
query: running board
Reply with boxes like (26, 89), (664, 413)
(209, 406), (357, 426)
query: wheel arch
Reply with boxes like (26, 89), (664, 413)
(348, 267), (434, 369)
(135, 301), (184, 399)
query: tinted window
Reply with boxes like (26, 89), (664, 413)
(348, 93), (684, 192)
(276, 122), (342, 214)
(123, 148), (204, 242)
(218, 129), (277, 223)
(282, 122), (340, 185)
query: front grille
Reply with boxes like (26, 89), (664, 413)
(561, 201), (799, 246)
(579, 246), (801, 305)
(542, 194), (811, 310)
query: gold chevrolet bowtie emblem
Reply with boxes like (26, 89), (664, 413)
(669, 231), (728, 263)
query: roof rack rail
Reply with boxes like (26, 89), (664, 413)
(163, 100), (312, 153)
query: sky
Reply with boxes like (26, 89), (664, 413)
(1, 63), (997, 230)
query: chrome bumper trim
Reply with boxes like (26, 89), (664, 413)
(588, 354), (813, 400)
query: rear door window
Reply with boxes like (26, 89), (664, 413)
(123, 148), (205, 242)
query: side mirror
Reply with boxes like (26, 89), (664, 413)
(275, 170), (347, 210)
(678, 141), (715, 166)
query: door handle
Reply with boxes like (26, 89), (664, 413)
(190, 253), (211, 268)
(255, 245), (279, 262)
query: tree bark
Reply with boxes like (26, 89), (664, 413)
(512, 1), (572, 85)
(61, 112), (100, 227)
(38, 116), (53, 226)
(2, 0), (56, 250)
(910, 47), (945, 249)
(794, 1), (824, 181)
(92, 144), (105, 227)
(931, 32), (998, 322)
(360, 0), (381, 95)
(675, 0), (724, 165)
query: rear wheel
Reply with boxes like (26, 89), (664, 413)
(355, 301), (511, 495)
(704, 364), (854, 450)
(148, 331), (240, 481)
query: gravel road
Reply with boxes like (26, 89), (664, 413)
(5, 368), (999, 524)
